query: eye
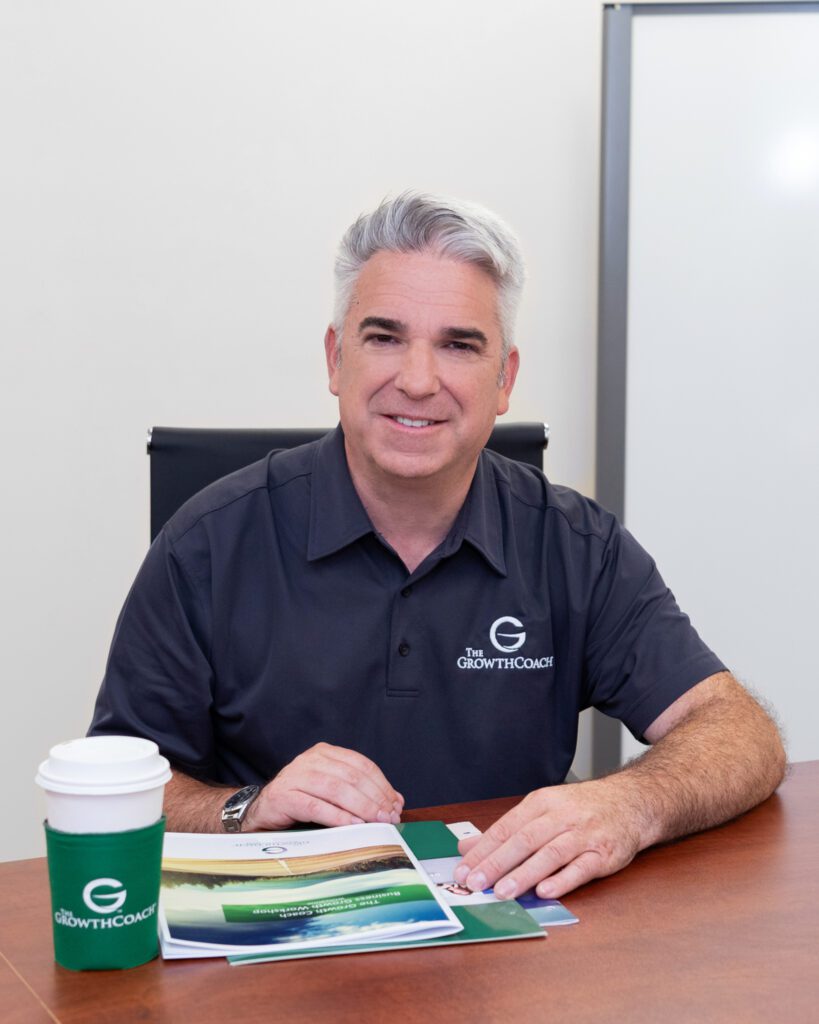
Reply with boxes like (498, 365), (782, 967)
(445, 341), (479, 354)
(365, 333), (399, 346)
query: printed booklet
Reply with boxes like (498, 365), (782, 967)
(159, 822), (461, 958)
(159, 820), (575, 964)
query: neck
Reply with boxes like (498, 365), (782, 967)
(345, 450), (477, 574)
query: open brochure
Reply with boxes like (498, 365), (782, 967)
(160, 822), (461, 958)
(159, 820), (575, 963)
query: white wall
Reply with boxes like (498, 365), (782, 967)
(1, 0), (604, 861)
(620, 5), (819, 764)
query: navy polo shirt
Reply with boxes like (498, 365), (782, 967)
(89, 426), (725, 808)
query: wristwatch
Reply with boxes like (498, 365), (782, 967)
(221, 784), (261, 832)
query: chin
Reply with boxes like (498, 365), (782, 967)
(371, 451), (450, 481)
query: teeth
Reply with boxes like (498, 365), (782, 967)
(394, 416), (435, 428)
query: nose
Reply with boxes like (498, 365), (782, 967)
(394, 342), (440, 399)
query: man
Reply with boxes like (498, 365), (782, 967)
(90, 192), (785, 901)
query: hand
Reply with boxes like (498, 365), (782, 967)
(244, 742), (404, 831)
(453, 778), (647, 900)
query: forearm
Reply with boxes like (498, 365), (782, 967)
(455, 675), (785, 900)
(609, 680), (787, 851)
(163, 770), (234, 833)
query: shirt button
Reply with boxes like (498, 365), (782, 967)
(401, 586), (412, 598)
(398, 642), (410, 657)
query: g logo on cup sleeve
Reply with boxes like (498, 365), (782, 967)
(82, 878), (127, 914)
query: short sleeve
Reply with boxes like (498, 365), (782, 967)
(88, 529), (218, 779)
(584, 520), (726, 741)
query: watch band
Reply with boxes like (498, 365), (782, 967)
(221, 784), (261, 833)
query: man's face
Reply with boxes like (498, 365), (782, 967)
(325, 250), (519, 488)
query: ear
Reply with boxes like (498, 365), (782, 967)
(324, 324), (341, 396)
(496, 346), (520, 417)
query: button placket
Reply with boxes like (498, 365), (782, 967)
(386, 582), (419, 696)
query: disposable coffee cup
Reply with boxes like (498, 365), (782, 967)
(36, 736), (172, 970)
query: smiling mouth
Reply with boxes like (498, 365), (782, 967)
(389, 415), (441, 429)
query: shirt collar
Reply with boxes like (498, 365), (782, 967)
(307, 426), (375, 561)
(307, 426), (507, 576)
(460, 451), (507, 577)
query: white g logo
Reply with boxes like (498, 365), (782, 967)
(82, 878), (127, 914)
(489, 616), (526, 653)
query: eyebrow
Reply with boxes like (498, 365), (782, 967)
(358, 317), (488, 348)
(441, 326), (488, 348)
(358, 316), (407, 334)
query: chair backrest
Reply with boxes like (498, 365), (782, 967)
(147, 422), (549, 541)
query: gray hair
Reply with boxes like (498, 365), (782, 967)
(333, 191), (525, 362)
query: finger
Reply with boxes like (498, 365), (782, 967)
(489, 832), (587, 900)
(286, 748), (396, 822)
(457, 796), (545, 866)
(311, 744), (402, 815)
(533, 850), (604, 899)
(276, 748), (401, 825)
(278, 789), (369, 829)
(290, 767), (399, 824)
(454, 805), (551, 887)
(250, 787), (364, 830)
(459, 822), (574, 894)
(318, 758), (401, 822)
(457, 834), (482, 856)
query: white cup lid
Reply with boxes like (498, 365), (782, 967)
(35, 735), (172, 796)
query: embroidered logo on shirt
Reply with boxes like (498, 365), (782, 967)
(489, 616), (526, 652)
(456, 616), (554, 671)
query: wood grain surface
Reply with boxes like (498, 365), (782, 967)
(2, 762), (817, 1024)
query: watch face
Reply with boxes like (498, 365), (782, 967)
(224, 785), (260, 811)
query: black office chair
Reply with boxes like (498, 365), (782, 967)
(147, 422), (549, 541)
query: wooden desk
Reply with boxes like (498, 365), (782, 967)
(2, 762), (817, 1023)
